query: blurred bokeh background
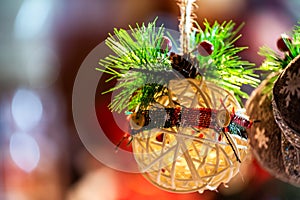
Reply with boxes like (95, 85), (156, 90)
(1, 0), (300, 199)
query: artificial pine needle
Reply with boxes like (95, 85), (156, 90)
(99, 18), (260, 112)
(258, 23), (300, 96)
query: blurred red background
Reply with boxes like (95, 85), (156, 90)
(0, 0), (300, 199)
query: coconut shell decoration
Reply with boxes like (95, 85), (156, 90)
(246, 25), (300, 186)
(98, 0), (259, 193)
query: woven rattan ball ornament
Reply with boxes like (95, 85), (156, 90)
(99, 0), (259, 193)
(131, 79), (249, 193)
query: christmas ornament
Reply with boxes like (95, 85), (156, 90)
(98, 0), (259, 193)
(246, 23), (300, 186)
(245, 72), (291, 183)
(273, 55), (300, 185)
(131, 79), (250, 193)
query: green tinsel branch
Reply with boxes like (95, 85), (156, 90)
(98, 18), (260, 113)
(97, 19), (172, 112)
(192, 20), (259, 101)
(258, 22), (300, 96)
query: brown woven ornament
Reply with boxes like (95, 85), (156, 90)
(132, 79), (249, 193)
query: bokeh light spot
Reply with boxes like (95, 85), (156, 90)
(11, 88), (43, 131)
(9, 132), (40, 173)
(14, 0), (52, 39)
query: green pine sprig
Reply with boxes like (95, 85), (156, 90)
(258, 22), (300, 96)
(191, 20), (259, 103)
(97, 19), (173, 113)
(98, 18), (260, 113)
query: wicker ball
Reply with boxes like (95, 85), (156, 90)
(132, 79), (249, 193)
